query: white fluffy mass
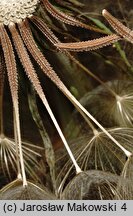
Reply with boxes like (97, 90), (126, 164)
(0, 0), (39, 25)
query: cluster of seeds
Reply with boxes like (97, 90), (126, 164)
(0, 0), (39, 25)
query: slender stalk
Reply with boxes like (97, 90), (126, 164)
(10, 24), (82, 175)
(28, 86), (56, 191)
(0, 25), (27, 186)
(61, 86), (131, 157)
(56, 34), (120, 52)
(41, 0), (102, 33)
(0, 48), (5, 135)
(19, 20), (131, 158)
(102, 9), (133, 43)
(45, 101), (82, 174)
(14, 102), (27, 185)
(13, 109), (22, 180)
(30, 16), (118, 98)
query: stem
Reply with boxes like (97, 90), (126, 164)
(61, 85), (131, 157)
(10, 22), (81, 177)
(72, 101), (98, 135)
(13, 109), (21, 180)
(14, 102), (27, 186)
(43, 99), (82, 174)
(0, 50), (5, 135)
(0, 81), (4, 135)
(28, 86), (56, 191)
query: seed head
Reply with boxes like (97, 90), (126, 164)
(0, 0), (39, 26)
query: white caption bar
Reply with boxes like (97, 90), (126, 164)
(0, 201), (132, 216)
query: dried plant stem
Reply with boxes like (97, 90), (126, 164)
(56, 34), (120, 52)
(101, 9), (133, 72)
(10, 24), (81, 175)
(0, 49), (4, 135)
(13, 109), (21, 179)
(41, 0), (101, 32)
(28, 86), (56, 191)
(45, 102), (82, 174)
(20, 20), (97, 135)
(31, 15), (133, 74)
(102, 9), (133, 43)
(0, 25), (27, 186)
(74, 106), (98, 135)
(0, 97), (3, 135)
(31, 16), (60, 45)
(13, 103), (27, 185)
(30, 16), (118, 98)
(63, 87), (131, 157)
(19, 20), (131, 158)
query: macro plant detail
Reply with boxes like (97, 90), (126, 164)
(66, 79), (133, 130)
(56, 127), (133, 193)
(0, 0), (133, 200)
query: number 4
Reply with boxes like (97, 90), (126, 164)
(121, 203), (127, 211)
